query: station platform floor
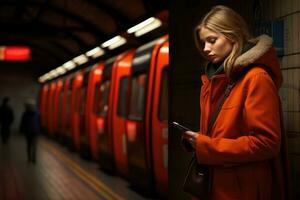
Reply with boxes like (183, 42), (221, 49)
(0, 133), (157, 200)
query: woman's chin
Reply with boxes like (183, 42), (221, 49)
(211, 57), (225, 64)
(211, 59), (219, 64)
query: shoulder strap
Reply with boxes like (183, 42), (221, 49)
(206, 63), (275, 135)
(206, 82), (235, 135)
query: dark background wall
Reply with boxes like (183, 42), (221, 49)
(0, 62), (39, 132)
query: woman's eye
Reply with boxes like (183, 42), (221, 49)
(209, 38), (216, 44)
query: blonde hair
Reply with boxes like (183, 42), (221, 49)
(195, 5), (251, 76)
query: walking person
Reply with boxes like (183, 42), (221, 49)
(181, 5), (291, 200)
(20, 99), (40, 163)
(0, 97), (14, 144)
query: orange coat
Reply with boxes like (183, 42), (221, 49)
(195, 35), (291, 200)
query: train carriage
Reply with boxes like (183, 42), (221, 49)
(125, 35), (169, 197)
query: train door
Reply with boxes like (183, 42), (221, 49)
(87, 63), (104, 160)
(44, 84), (51, 134)
(48, 81), (57, 136)
(40, 84), (49, 133)
(149, 40), (169, 197)
(108, 50), (135, 178)
(79, 67), (92, 158)
(70, 70), (85, 151)
(125, 36), (168, 195)
(53, 79), (64, 139)
(94, 57), (116, 173)
(56, 78), (65, 144)
(62, 75), (74, 148)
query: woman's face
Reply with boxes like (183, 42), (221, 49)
(199, 27), (233, 63)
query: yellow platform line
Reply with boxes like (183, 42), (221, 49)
(41, 139), (125, 200)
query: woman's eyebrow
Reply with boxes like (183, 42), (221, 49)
(200, 34), (217, 42)
(205, 35), (217, 40)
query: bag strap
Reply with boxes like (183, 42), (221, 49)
(206, 82), (236, 135)
(206, 63), (270, 135)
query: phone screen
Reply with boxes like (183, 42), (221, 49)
(172, 122), (191, 132)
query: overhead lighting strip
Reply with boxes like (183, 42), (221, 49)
(38, 16), (164, 84)
(127, 17), (162, 37)
(127, 17), (156, 33)
(134, 19), (162, 37)
(85, 47), (105, 58)
(108, 37), (126, 50)
(63, 61), (76, 70)
(73, 54), (88, 65)
(101, 35), (127, 49)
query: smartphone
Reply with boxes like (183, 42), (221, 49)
(172, 122), (191, 132)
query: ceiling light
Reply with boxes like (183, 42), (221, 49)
(55, 67), (66, 75)
(101, 36), (127, 49)
(44, 73), (52, 80)
(57, 66), (67, 74)
(63, 61), (76, 70)
(49, 70), (58, 78)
(73, 54), (88, 65)
(85, 47), (105, 58)
(108, 37), (126, 50)
(45, 73), (52, 80)
(38, 76), (47, 83)
(134, 18), (162, 37)
(127, 17), (156, 33)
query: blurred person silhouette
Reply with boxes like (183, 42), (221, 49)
(20, 98), (40, 163)
(0, 97), (14, 144)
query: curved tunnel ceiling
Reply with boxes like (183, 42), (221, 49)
(0, 0), (168, 78)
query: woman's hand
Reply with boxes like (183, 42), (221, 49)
(182, 131), (199, 149)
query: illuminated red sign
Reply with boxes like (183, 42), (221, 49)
(3, 46), (31, 61)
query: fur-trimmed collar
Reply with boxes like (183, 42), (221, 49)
(234, 35), (273, 67)
(232, 34), (282, 89)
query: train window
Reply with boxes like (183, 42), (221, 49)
(44, 88), (50, 123)
(128, 74), (147, 120)
(117, 76), (129, 118)
(80, 71), (89, 115)
(76, 87), (86, 115)
(58, 91), (64, 128)
(93, 83), (100, 115)
(82, 88), (87, 115)
(158, 66), (169, 122)
(94, 80), (110, 116)
(65, 86), (72, 129)
(40, 88), (45, 126)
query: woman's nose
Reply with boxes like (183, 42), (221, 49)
(203, 43), (211, 54)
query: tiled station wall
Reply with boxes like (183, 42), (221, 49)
(263, 0), (300, 198)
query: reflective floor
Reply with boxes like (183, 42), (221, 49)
(0, 133), (156, 200)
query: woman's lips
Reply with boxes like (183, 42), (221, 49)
(208, 55), (216, 60)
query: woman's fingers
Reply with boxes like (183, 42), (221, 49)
(182, 131), (198, 149)
(183, 131), (197, 145)
(184, 131), (198, 139)
(185, 131), (197, 148)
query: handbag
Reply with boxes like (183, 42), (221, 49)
(182, 82), (236, 199)
(183, 154), (210, 198)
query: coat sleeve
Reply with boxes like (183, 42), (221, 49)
(195, 72), (281, 165)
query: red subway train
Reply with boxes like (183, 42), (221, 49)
(39, 35), (169, 198)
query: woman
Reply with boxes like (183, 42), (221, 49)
(182, 5), (291, 200)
